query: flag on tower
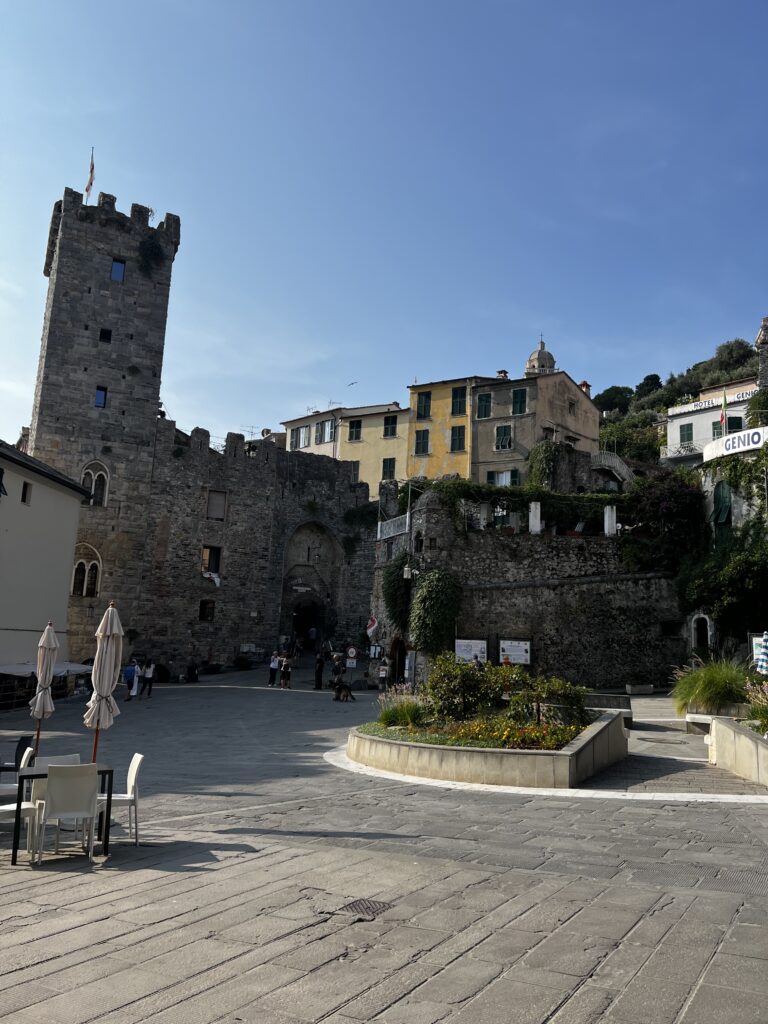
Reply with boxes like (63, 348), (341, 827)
(720, 389), (728, 433)
(84, 148), (95, 203)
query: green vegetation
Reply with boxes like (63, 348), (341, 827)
(670, 656), (748, 715)
(619, 470), (709, 574)
(381, 551), (411, 633)
(409, 569), (463, 655)
(599, 411), (662, 464)
(681, 524), (768, 636)
(359, 719), (581, 750)
(366, 656), (591, 751)
(594, 338), (757, 463)
(745, 680), (768, 733)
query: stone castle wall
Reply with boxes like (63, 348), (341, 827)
(29, 189), (376, 665)
(371, 496), (686, 689)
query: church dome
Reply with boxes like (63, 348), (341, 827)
(524, 339), (557, 378)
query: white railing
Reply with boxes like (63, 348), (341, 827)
(660, 441), (704, 460)
(591, 450), (635, 482)
(377, 514), (409, 540)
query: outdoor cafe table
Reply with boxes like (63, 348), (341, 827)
(11, 763), (114, 865)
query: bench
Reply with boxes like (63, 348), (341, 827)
(584, 693), (633, 728)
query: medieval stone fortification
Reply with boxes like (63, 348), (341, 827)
(27, 188), (375, 665)
(373, 489), (686, 689)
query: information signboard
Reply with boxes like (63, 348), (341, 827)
(455, 639), (487, 663)
(499, 640), (531, 665)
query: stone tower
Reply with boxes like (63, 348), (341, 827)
(29, 188), (180, 655)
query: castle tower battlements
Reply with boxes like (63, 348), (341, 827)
(28, 188), (181, 653)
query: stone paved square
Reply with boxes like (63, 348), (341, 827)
(1, 673), (767, 1023)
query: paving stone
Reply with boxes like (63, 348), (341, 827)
(449, 978), (564, 1024)
(468, 927), (547, 963)
(524, 931), (615, 976)
(563, 906), (644, 940)
(679, 983), (767, 1024)
(549, 984), (616, 1024)
(405, 959), (502, 1005)
(377, 997), (453, 1023)
(720, 923), (768, 959)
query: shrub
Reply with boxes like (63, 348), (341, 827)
(671, 656), (748, 714)
(506, 675), (590, 726)
(425, 652), (506, 721)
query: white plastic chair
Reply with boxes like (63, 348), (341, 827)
(0, 798), (39, 859)
(0, 747), (34, 798)
(36, 764), (98, 863)
(30, 754), (81, 821)
(98, 753), (143, 846)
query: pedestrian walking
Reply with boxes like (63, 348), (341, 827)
(123, 659), (138, 701)
(314, 651), (324, 690)
(280, 655), (292, 689)
(139, 658), (155, 699)
(268, 651), (280, 687)
(134, 660), (145, 697)
(186, 658), (199, 683)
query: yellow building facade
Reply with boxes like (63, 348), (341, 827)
(405, 376), (494, 480)
(281, 403), (409, 494)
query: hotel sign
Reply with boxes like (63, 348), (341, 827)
(703, 427), (768, 463)
(668, 388), (758, 417)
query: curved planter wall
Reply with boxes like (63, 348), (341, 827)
(347, 711), (627, 789)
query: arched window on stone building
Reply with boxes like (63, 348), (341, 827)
(72, 561), (86, 596)
(81, 462), (109, 507)
(72, 545), (102, 598)
(85, 562), (99, 597)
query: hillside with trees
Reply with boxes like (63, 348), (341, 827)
(595, 339), (757, 463)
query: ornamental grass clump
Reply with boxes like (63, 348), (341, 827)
(377, 685), (428, 728)
(745, 680), (768, 734)
(670, 656), (748, 715)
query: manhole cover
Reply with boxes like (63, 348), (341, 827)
(339, 899), (392, 918)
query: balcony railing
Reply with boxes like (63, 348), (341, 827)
(377, 514), (409, 540)
(660, 441), (704, 460)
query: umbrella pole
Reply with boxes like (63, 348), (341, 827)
(91, 727), (100, 763)
(34, 719), (42, 755)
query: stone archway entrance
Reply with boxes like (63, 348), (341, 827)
(292, 597), (326, 650)
(280, 521), (343, 647)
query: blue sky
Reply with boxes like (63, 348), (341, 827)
(1, 0), (766, 444)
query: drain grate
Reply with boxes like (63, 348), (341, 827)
(339, 899), (392, 918)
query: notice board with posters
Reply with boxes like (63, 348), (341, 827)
(455, 639), (487, 663)
(499, 640), (531, 665)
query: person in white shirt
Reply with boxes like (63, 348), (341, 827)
(139, 659), (155, 699)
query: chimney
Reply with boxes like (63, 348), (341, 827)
(578, 380), (592, 398)
(496, 369), (509, 380)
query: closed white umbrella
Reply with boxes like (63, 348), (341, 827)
(29, 622), (59, 753)
(83, 602), (123, 762)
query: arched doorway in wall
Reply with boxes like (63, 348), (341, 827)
(691, 614), (712, 655)
(280, 521), (343, 646)
(292, 597), (326, 650)
(389, 636), (407, 684)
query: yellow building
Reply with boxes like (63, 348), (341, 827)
(406, 376), (495, 480)
(281, 403), (409, 494)
(406, 344), (598, 484)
